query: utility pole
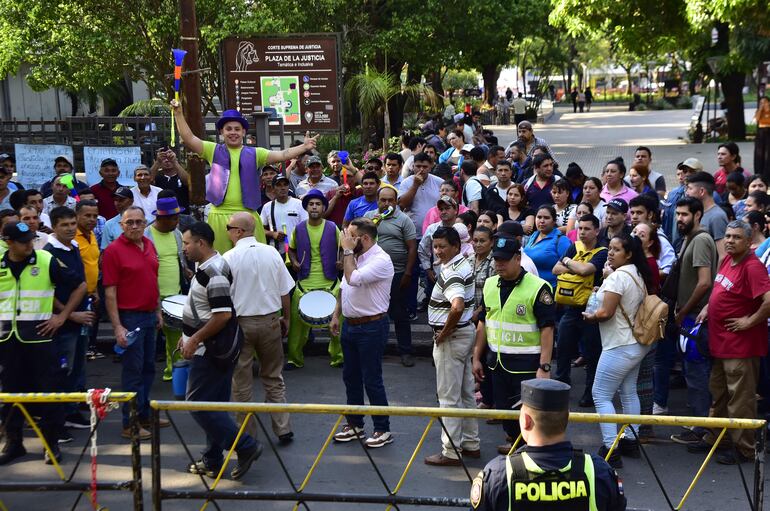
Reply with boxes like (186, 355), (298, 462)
(179, 0), (206, 208)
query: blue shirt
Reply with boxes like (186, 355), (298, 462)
(344, 196), (378, 222)
(524, 229), (572, 288)
(101, 215), (123, 250)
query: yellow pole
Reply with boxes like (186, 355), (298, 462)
(387, 416), (436, 510)
(675, 428), (728, 510)
(13, 403), (65, 480)
(199, 412), (253, 511)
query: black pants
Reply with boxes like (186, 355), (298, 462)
(0, 337), (64, 446)
(489, 351), (539, 439)
(388, 272), (412, 355)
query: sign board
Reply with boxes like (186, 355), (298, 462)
(220, 34), (342, 131)
(15, 144), (74, 189)
(83, 146), (142, 186)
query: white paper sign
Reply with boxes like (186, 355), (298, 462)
(15, 144), (74, 189)
(83, 146), (142, 186)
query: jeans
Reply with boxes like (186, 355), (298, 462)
(593, 343), (651, 447)
(388, 272), (412, 355)
(119, 311), (157, 427)
(653, 323), (678, 407)
(341, 316), (390, 432)
(55, 329), (88, 415)
(407, 262), (421, 315)
(555, 306), (601, 398)
(187, 354), (257, 468)
(684, 358), (712, 434)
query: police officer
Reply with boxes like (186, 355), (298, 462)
(472, 236), (555, 455)
(0, 222), (72, 465)
(469, 379), (626, 511)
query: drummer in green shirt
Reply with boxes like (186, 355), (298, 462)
(171, 100), (318, 254)
(286, 189), (343, 369)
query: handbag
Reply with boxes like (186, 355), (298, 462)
(617, 269), (669, 346)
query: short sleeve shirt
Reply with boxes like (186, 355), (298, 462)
(709, 253), (770, 358)
(677, 231), (717, 313)
(462, 177), (484, 206)
(428, 253), (474, 326)
(183, 253), (233, 355)
(563, 243), (607, 286)
(363, 208), (416, 273)
(700, 205), (729, 241)
(148, 226), (181, 298)
(201, 141), (269, 209)
(597, 265), (645, 350)
(399, 174), (444, 239)
(102, 235), (159, 311)
(344, 196), (378, 222)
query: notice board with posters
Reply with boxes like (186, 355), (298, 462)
(220, 34), (342, 133)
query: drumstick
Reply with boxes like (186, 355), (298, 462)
(282, 224), (290, 265)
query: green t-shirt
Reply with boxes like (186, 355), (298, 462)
(289, 220), (340, 289)
(150, 226), (181, 298)
(201, 141), (269, 210)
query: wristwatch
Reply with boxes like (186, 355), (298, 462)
(539, 363), (552, 372)
(343, 249), (355, 256)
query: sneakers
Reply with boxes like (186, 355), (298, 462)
(333, 425), (365, 443)
(365, 431), (394, 448)
(231, 442), (263, 480)
(188, 459), (220, 478)
(121, 426), (152, 441)
(58, 431), (74, 444)
(0, 443), (27, 465)
(597, 445), (623, 469)
(400, 354), (415, 367)
(652, 403), (668, 415)
(670, 428), (703, 445)
(64, 412), (91, 429)
(408, 312), (419, 322)
(44, 446), (62, 465)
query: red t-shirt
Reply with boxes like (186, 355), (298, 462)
(708, 252), (770, 358)
(325, 187), (362, 227)
(89, 181), (119, 220)
(102, 235), (159, 311)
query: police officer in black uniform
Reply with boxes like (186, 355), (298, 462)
(470, 379), (626, 511)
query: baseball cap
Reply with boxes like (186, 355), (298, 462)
(512, 379), (571, 411)
(679, 158), (704, 172)
(54, 155), (73, 167)
(2, 222), (35, 243)
(460, 144), (475, 153)
(491, 235), (522, 260)
(113, 186), (133, 199)
(497, 221), (524, 238)
(306, 155), (323, 166)
(100, 158), (118, 167)
(273, 175), (290, 186)
(436, 195), (458, 208)
(606, 198), (629, 214)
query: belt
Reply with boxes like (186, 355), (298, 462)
(346, 313), (385, 326)
(430, 322), (471, 332)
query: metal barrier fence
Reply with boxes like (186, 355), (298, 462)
(149, 401), (766, 511)
(0, 392), (142, 511)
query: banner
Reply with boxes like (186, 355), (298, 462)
(83, 146), (142, 186)
(15, 144), (74, 189)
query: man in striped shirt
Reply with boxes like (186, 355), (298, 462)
(424, 226), (480, 466)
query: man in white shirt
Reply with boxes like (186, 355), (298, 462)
(130, 165), (162, 223)
(295, 155), (338, 198)
(42, 175), (77, 215)
(23, 189), (51, 230)
(261, 175), (308, 256)
(18, 205), (49, 249)
(224, 212), (296, 445)
(398, 153), (444, 241)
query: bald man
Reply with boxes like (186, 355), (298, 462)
(223, 212), (296, 444)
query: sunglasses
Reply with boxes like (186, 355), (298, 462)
(225, 225), (243, 231)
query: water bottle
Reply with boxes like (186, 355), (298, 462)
(585, 290), (600, 315)
(114, 327), (141, 355)
(80, 297), (93, 337)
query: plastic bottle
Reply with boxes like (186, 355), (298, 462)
(80, 297), (93, 337)
(585, 290), (600, 315)
(114, 327), (141, 355)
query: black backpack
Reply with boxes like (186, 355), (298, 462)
(462, 176), (490, 211)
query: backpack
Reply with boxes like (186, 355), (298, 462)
(617, 269), (669, 346)
(483, 183), (507, 213)
(555, 244), (606, 307)
(462, 176), (489, 211)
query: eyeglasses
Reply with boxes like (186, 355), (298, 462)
(226, 225), (242, 231)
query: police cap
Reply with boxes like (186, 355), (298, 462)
(513, 379), (571, 412)
(491, 235), (521, 260)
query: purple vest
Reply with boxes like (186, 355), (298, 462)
(206, 144), (261, 210)
(295, 220), (338, 281)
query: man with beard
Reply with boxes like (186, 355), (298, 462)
(286, 189), (342, 369)
(330, 218), (395, 447)
(667, 197), (717, 446)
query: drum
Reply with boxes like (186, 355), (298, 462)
(161, 294), (187, 330)
(298, 290), (337, 327)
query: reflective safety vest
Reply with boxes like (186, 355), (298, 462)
(483, 274), (548, 355)
(505, 451), (597, 511)
(0, 250), (55, 343)
(555, 242), (606, 307)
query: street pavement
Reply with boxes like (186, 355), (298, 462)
(1, 106), (765, 511)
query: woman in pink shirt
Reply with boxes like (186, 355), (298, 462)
(600, 158), (638, 204)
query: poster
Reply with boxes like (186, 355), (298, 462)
(220, 34), (342, 131)
(83, 146), (142, 186)
(15, 144), (74, 189)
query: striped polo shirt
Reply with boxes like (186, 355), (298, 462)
(428, 253), (475, 326)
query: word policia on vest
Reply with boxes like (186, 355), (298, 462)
(513, 480), (589, 502)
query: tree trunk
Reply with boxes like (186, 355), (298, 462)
(566, 66), (573, 94)
(428, 69), (443, 100)
(481, 64), (500, 106)
(386, 60), (409, 138)
(720, 71), (746, 140)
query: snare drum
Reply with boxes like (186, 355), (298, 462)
(161, 294), (187, 330)
(298, 290), (337, 327)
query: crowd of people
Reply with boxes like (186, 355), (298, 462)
(1, 103), (769, 487)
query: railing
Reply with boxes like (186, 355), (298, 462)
(149, 401), (766, 511)
(0, 392), (142, 511)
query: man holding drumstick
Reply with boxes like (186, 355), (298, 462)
(330, 218), (395, 447)
(286, 189), (343, 369)
(224, 212), (295, 445)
